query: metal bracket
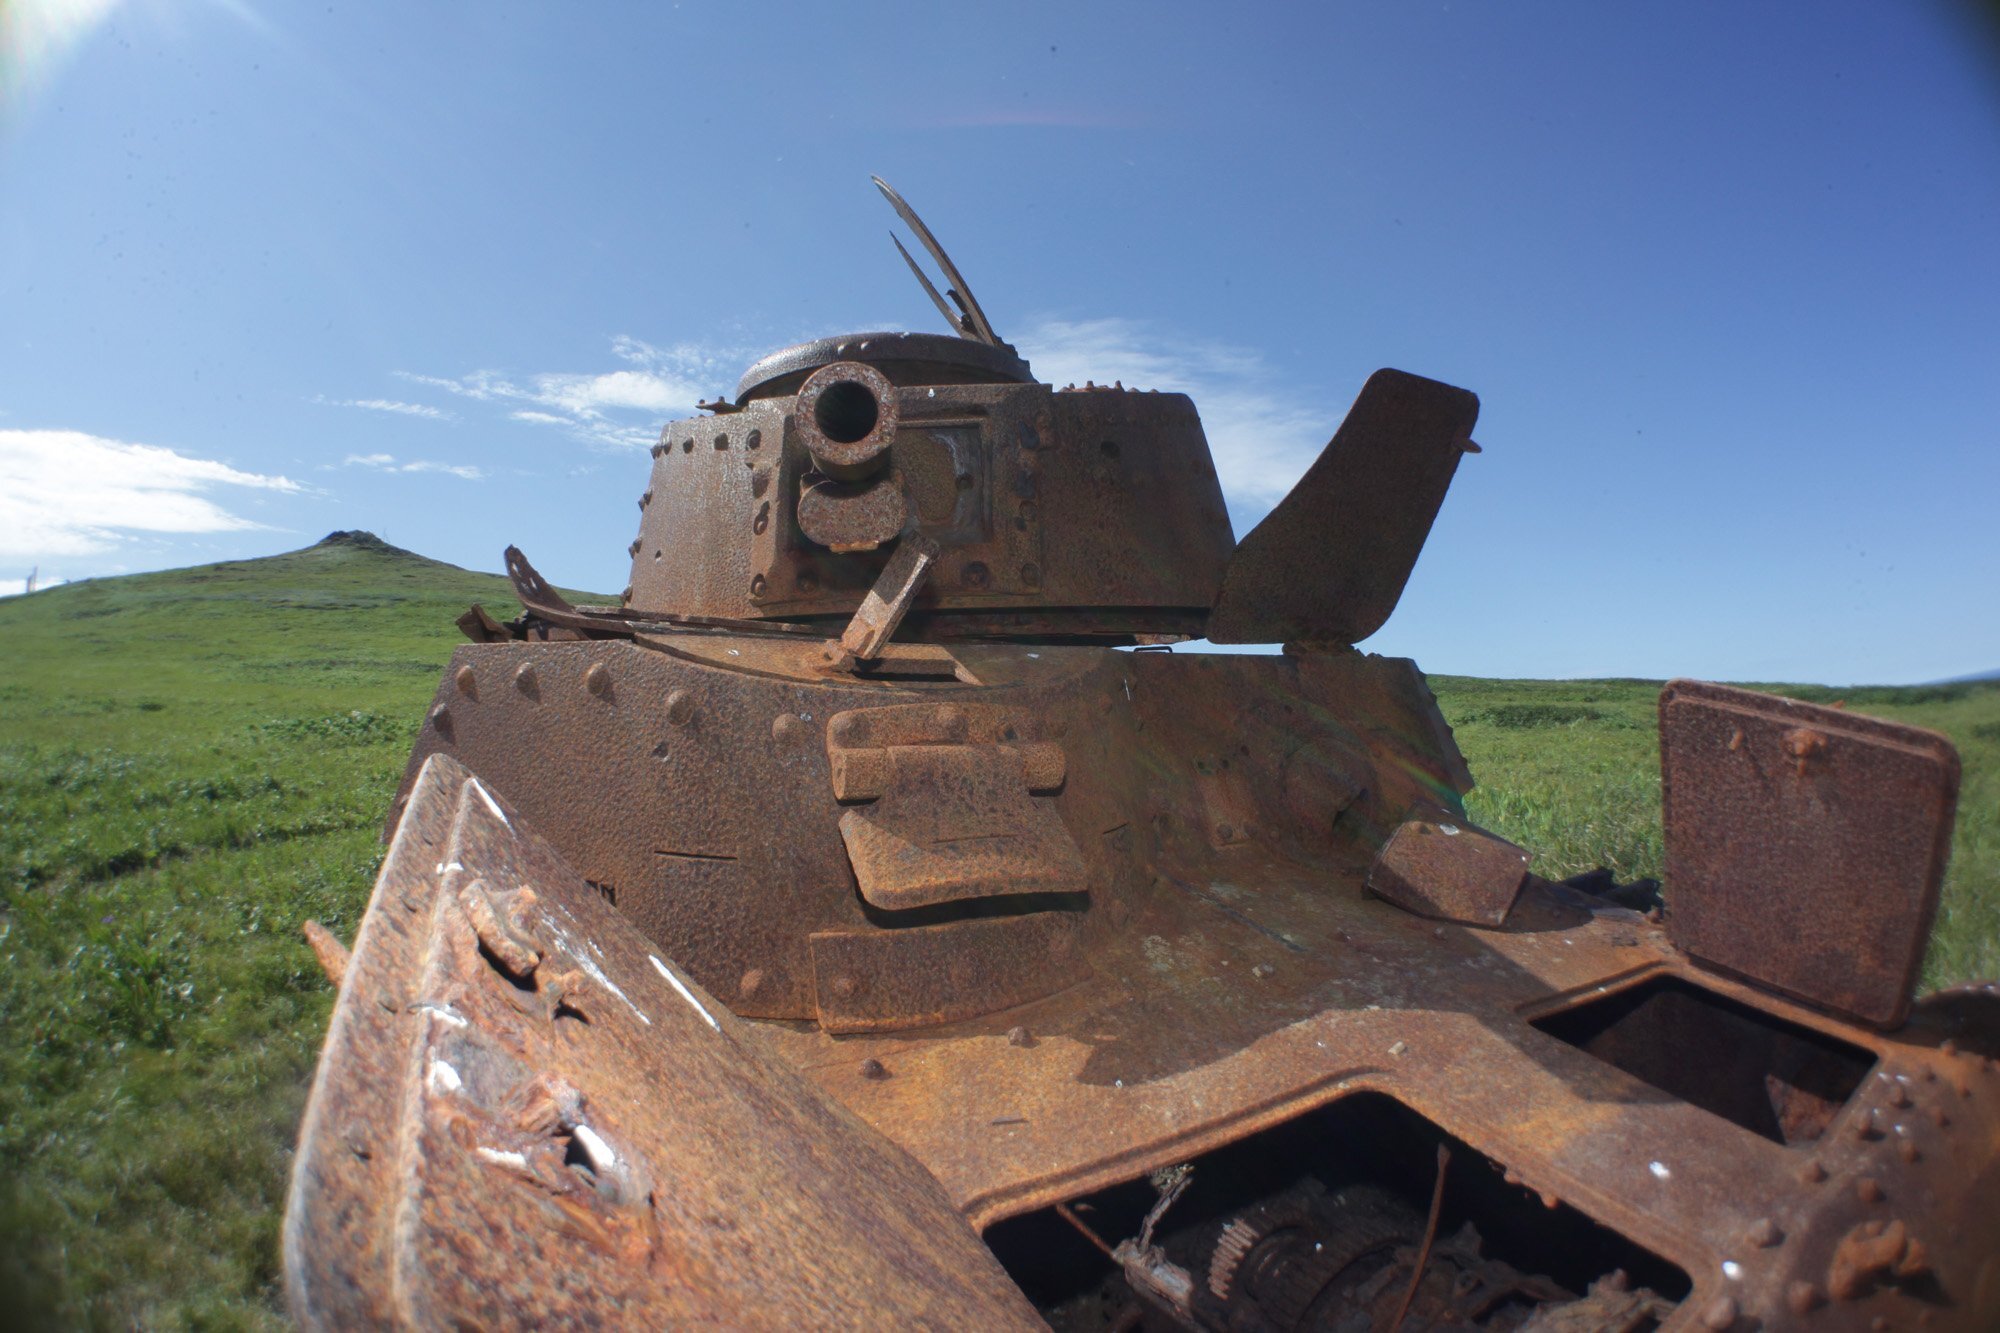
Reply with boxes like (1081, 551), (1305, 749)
(826, 702), (1084, 912)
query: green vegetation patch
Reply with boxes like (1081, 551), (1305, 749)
(0, 535), (560, 1329)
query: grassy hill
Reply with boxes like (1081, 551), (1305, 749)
(0, 534), (570, 1329)
(1, 536), (1994, 1329)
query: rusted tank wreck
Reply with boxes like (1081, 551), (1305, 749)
(286, 181), (1999, 1330)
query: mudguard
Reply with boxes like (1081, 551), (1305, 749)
(284, 752), (1040, 1330)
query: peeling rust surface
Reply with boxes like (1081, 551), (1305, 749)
(1660, 679), (1961, 1028)
(286, 754), (1041, 1330)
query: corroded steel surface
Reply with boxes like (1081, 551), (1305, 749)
(631, 380), (1235, 638)
(1365, 809), (1532, 926)
(292, 180), (2000, 1330)
(796, 359), (901, 482)
(760, 850), (2000, 1331)
(375, 632), (2000, 1327)
(827, 533), (938, 665)
(286, 753), (1040, 1330)
(735, 330), (1033, 402)
(1660, 679), (1961, 1029)
(1207, 369), (1480, 646)
(390, 641), (1469, 1030)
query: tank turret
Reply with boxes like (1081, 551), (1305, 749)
(286, 180), (2000, 1333)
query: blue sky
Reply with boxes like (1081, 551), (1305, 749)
(2, 1), (1996, 683)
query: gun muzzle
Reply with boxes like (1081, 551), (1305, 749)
(796, 360), (898, 482)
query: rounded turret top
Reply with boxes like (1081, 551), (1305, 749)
(735, 331), (1033, 404)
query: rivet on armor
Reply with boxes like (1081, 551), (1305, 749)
(666, 689), (695, 726)
(585, 663), (611, 697)
(453, 664), (477, 697)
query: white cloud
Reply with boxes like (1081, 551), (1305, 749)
(1017, 317), (1330, 509)
(0, 428), (298, 560)
(393, 336), (734, 452)
(312, 394), (455, 422)
(342, 453), (482, 481)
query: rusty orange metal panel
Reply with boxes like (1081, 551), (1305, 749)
(285, 753), (1041, 1330)
(1660, 679), (1960, 1028)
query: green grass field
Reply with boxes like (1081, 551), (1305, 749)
(1, 535), (1994, 1329)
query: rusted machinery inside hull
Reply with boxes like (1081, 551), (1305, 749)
(286, 182), (2000, 1331)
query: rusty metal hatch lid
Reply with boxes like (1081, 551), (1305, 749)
(284, 752), (1040, 1330)
(1206, 369), (1479, 646)
(1658, 679), (1961, 1030)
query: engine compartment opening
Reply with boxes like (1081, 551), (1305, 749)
(983, 1091), (1688, 1331)
(1531, 975), (1873, 1145)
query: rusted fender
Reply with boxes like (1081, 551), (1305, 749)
(284, 752), (1041, 1330)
